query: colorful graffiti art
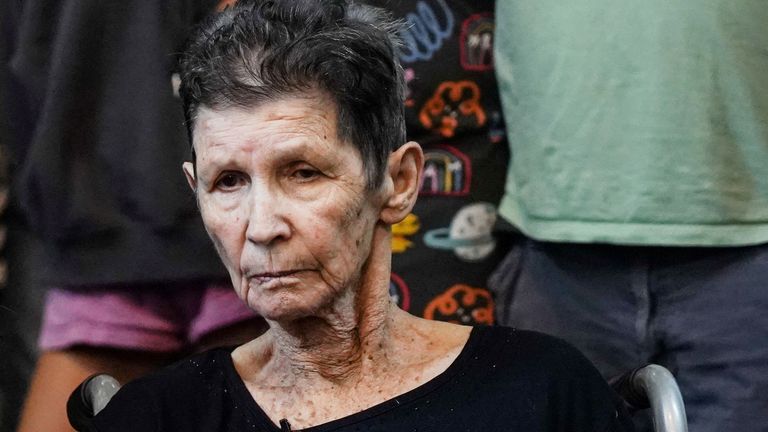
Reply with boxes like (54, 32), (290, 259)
(404, 68), (416, 108)
(398, 0), (455, 64)
(391, 213), (420, 253)
(460, 13), (494, 71)
(424, 284), (494, 325)
(419, 81), (487, 138)
(389, 273), (412, 311)
(419, 145), (472, 196)
(488, 111), (506, 144)
(424, 202), (497, 262)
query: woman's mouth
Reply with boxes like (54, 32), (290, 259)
(249, 270), (305, 286)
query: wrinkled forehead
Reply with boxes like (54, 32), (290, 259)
(192, 92), (337, 149)
(189, 93), (368, 185)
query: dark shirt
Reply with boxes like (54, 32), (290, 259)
(91, 326), (634, 431)
(8, 0), (225, 286)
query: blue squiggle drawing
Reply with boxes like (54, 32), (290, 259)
(399, 0), (455, 63)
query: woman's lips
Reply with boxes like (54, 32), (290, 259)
(249, 269), (305, 287)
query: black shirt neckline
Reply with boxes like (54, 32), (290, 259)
(220, 325), (487, 432)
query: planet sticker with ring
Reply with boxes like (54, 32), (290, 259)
(423, 202), (497, 262)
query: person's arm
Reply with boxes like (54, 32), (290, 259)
(16, 347), (170, 432)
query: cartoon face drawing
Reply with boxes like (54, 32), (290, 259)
(419, 81), (487, 138)
(423, 284), (494, 325)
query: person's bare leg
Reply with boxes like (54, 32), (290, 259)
(16, 347), (173, 432)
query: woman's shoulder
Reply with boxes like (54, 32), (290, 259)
(134, 347), (236, 391)
(457, 326), (633, 431)
(463, 325), (615, 397)
(470, 325), (595, 366)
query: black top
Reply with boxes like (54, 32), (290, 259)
(91, 326), (634, 431)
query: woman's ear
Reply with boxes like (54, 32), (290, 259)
(380, 141), (424, 225)
(182, 161), (197, 192)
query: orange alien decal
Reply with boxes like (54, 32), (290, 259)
(424, 284), (494, 325)
(419, 81), (487, 138)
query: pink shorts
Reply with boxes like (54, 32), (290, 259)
(38, 281), (259, 352)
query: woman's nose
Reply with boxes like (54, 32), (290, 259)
(244, 188), (291, 246)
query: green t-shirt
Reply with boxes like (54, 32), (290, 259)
(495, 0), (768, 246)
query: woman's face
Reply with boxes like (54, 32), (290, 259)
(185, 93), (383, 321)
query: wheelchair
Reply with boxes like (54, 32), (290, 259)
(68, 364), (688, 432)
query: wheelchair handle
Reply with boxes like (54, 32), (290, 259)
(67, 374), (121, 430)
(613, 364), (688, 432)
(634, 365), (688, 432)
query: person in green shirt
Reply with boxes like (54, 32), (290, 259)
(490, 1), (768, 431)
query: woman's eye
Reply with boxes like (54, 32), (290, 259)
(215, 173), (244, 190)
(291, 167), (320, 182)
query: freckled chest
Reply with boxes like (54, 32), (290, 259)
(249, 367), (424, 430)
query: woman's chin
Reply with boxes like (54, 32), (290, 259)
(246, 294), (324, 324)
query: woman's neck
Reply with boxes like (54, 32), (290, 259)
(268, 286), (398, 383)
(236, 231), (407, 387)
(231, 277), (472, 429)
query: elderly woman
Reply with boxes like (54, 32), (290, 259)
(90, 1), (633, 431)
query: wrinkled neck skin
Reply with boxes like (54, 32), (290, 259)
(236, 223), (413, 388)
